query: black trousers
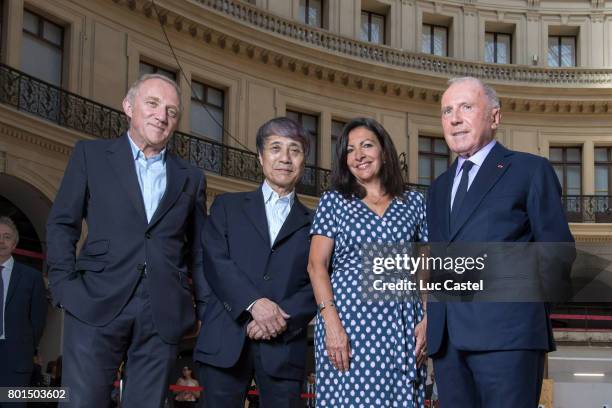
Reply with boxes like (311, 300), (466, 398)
(199, 341), (302, 408)
(0, 358), (30, 408)
(60, 278), (177, 408)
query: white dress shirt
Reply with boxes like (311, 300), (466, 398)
(1, 256), (14, 340)
(450, 139), (497, 209)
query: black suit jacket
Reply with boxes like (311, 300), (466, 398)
(46, 133), (207, 343)
(194, 187), (316, 380)
(426, 142), (575, 356)
(0, 261), (47, 374)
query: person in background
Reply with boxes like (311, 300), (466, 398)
(173, 366), (200, 408)
(0, 216), (47, 408)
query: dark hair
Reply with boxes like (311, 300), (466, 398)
(255, 117), (310, 156)
(331, 117), (405, 199)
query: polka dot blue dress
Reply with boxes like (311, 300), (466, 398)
(310, 190), (428, 408)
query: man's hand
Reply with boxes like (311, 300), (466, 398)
(246, 320), (270, 340)
(250, 298), (290, 338)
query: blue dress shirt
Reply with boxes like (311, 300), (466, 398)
(128, 134), (167, 222)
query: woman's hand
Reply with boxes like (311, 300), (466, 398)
(323, 309), (352, 372)
(415, 313), (427, 367)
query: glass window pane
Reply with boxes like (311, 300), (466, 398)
(301, 114), (317, 132)
(549, 147), (562, 162)
(331, 120), (345, 137)
(433, 26), (447, 56)
(21, 35), (62, 86)
(434, 158), (448, 178)
(371, 15), (384, 44)
(485, 33), (495, 63)
(307, 133), (317, 165)
(23, 11), (38, 34)
(158, 68), (176, 81)
(191, 82), (204, 101)
(561, 37), (575, 67)
(360, 13), (369, 41)
(422, 25), (432, 53)
(566, 165), (581, 195)
(595, 166), (609, 194)
(43, 21), (63, 46)
(595, 148), (609, 162)
(548, 37), (560, 67)
(298, 0), (306, 23)
(419, 137), (430, 152)
(567, 148), (581, 162)
(207, 87), (223, 107)
(434, 138), (448, 154)
(419, 157), (431, 179)
(191, 104), (223, 142)
(497, 34), (510, 64)
(309, 0), (322, 27)
(553, 165), (564, 189)
(139, 62), (155, 76)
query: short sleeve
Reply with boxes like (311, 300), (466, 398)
(310, 191), (338, 239)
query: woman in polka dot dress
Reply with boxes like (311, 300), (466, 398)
(308, 118), (428, 408)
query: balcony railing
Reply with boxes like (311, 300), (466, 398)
(562, 195), (612, 223)
(1, 62), (609, 222)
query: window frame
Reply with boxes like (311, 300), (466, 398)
(139, 60), (177, 81)
(299, 0), (324, 28)
(361, 10), (386, 44)
(190, 80), (225, 142)
(418, 135), (450, 186)
(549, 146), (582, 195)
(595, 147), (612, 196)
(21, 9), (64, 86)
(548, 35), (577, 67)
(485, 31), (512, 64)
(422, 23), (448, 57)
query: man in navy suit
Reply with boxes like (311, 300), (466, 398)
(47, 74), (207, 407)
(426, 77), (574, 408)
(195, 117), (316, 408)
(0, 216), (47, 407)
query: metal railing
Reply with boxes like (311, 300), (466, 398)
(562, 195), (612, 223)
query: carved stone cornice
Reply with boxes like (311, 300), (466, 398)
(0, 122), (73, 156)
(112, 0), (612, 115)
(591, 13), (604, 23)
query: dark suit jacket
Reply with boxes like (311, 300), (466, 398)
(426, 142), (574, 356)
(0, 261), (47, 374)
(194, 187), (316, 380)
(46, 133), (206, 344)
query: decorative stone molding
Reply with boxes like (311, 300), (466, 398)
(462, 5), (477, 17)
(0, 123), (73, 156)
(0, 151), (6, 173)
(560, 14), (569, 25)
(526, 12), (540, 22)
(590, 13), (604, 23)
(112, 0), (612, 114)
(527, 0), (540, 8)
(591, 0), (604, 9)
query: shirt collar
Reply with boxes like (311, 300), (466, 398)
(1, 256), (14, 270)
(127, 132), (166, 162)
(456, 139), (497, 177)
(262, 180), (295, 206)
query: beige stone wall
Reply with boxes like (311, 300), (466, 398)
(0, 0), (610, 236)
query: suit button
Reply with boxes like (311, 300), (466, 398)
(263, 274), (271, 281)
(271, 248), (275, 253)
(145, 233), (152, 239)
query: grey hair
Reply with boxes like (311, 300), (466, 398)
(125, 73), (182, 112)
(0, 216), (19, 245)
(447, 77), (500, 110)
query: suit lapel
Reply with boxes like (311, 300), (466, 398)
(147, 153), (187, 229)
(243, 188), (271, 246)
(6, 262), (22, 306)
(106, 134), (147, 223)
(450, 143), (512, 241)
(273, 197), (311, 248)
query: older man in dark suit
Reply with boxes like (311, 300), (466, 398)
(426, 77), (574, 408)
(195, 117), (316, 408)
(47, 74), (207, 407)
(0, 216), (47, 408)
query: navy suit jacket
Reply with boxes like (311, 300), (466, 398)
(426, 142), (574, 356)
(1, 261), (47, 374)
(194, 187), (316, 380)
(46, 133), (207, 344)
